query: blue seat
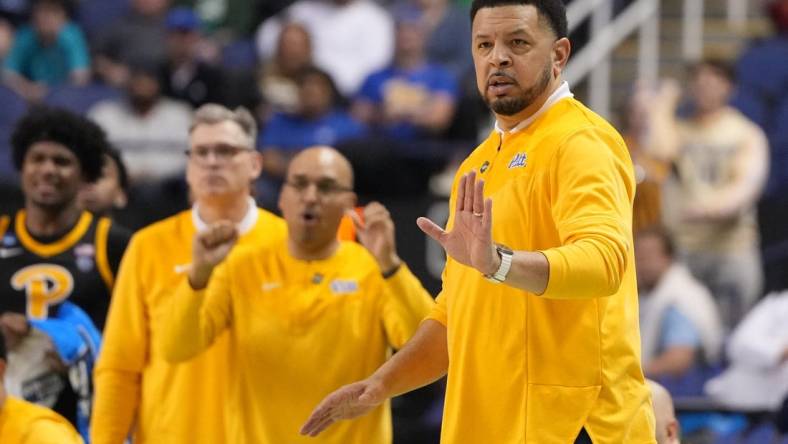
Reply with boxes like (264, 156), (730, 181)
(0, 84), (28, 127)
(44, 83), (122, 114)
(0, 85), (27, 182)
(0, 124), (20, 184)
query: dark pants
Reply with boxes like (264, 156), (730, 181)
(574, 428), (593, 444)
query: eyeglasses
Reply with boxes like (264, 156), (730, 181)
(283, 178), (353, 197)
(185, 144), (251, 163)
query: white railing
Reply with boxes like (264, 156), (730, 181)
(563, 0), (749, 119)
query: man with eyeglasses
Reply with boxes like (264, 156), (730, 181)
(91, 104), (289, 444)
(160, 146), (434, 444)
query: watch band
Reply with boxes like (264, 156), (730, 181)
(485, 244), (513, 283)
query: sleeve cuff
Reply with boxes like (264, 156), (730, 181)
(538, 248), (565, 298)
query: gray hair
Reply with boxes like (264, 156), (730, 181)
(190, 104), (257, 148)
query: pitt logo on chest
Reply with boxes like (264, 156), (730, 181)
(508, 152), (527, 169)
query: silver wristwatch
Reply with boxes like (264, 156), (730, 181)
(484, 244), (513, 283)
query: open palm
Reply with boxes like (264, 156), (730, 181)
(417, 171), (497, 275)
(300, 379), (386, 437)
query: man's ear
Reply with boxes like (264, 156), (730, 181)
(249, 151), (264, 181)
(552, 37), (571, 77)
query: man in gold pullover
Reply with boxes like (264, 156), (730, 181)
(162, 146), (434, 443)
(91, 105), (288, 443)
(302, 1), (656, 443)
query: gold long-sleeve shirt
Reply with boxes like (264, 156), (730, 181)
(428, 89), (656, 443)
(91, 208), (287, 444)
(162, 239), (434, 444)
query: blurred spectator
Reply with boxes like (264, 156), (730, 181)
(89, 60), (192, 184)
(635, 227), (723, 378)
(705, 290), (788, 412)
(161, 7), (226, 108)
(77, 148), (129, 217)
(174, 0), (264, 39)
(0, 328), (85, 444)
(3, 0), (89, 102)
(733, 0), (788, 293)
(256, 0), (394, 96)
(0, 107), (131, 436)
(258, 21), (312, 116)
(94, 0), (170, 87)
(353, 8), (457, 142)
(622, 82), (669, 232)
(91, 104), (286, 444)
(261, 66), (365, 183)
(415, 0), (472, 80)
(648, 61), (769, 330)
(647, 379), (681, 444)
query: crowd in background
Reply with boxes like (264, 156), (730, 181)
(1, 0), (788, 443)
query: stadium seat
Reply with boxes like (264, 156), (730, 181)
(0, 84), (28, 127)
(0, 85), (27, 182)
(44, 83), (122, 114)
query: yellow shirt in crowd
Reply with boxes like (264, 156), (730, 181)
(0, 396), (84, 444)
(91, 207), (287, 444)
(428, 86), (656, 443)
(162, 239), (434, 444)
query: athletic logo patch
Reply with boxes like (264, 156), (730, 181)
(508, 152), (527, 169)
(330, 279), (358, 295)
(11, 264), (74, 319)
(74, 243), (95, 272)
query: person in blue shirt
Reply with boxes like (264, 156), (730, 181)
(258, 65), (365, 208)
(635, 227), (723, 380)
(353, 6), (458, 142)
(3, 0), (90, 102)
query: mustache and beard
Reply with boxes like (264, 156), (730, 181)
(483, 61), (552, 116)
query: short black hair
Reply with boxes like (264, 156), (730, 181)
(296, 65), (344, 107)
(11, 107), (108, 183)
(688, 57), (735, 84)
(105, 146), (130, 194)
(635, 226), (676, 258)
(470, 0), (568, 39)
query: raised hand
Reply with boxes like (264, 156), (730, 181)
(416, 171), (498, 276)
(189, 221), (238, 289)
(348, 202), (401, 273)
(300, 379), (387, 437)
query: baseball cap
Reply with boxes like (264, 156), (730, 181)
(166, 7), (201, 32)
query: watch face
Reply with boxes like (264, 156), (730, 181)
(497, 244), (513, 255)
